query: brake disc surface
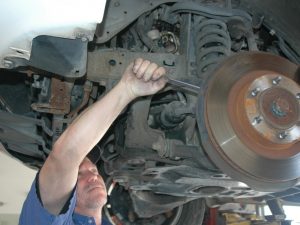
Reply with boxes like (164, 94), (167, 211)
(197, 52), (300, 191)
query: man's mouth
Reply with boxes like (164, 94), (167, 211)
(87, 184), (105, 193)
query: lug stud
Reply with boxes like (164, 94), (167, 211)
(252, 116), (262, 125)
(278, 131), (288, 140)
(272, 76), (282, 85)
(251, 88), (260, 97)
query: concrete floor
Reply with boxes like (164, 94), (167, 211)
(0, 144), (36, 223)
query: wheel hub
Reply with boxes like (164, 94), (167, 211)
(245, 74), (300, 144)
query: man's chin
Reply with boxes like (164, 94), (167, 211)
(87, 191), (107, 207)
(86, 198), (107, 209)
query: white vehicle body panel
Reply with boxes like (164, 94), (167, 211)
(0, 0), (107, 68)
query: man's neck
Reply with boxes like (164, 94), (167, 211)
(75, 207), (102, 225)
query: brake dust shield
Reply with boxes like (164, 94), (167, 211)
(197, 52), (300, 192)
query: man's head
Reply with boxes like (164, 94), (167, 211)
(75, 157), (107, 214)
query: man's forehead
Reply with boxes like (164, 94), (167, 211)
(79, 158), (97, 170)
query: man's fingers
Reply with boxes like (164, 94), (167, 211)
(133, 58), (144, 74)
(152, 67), (166, 81)
(133, 58), (166, 84)
(136, 60), (151, 79)
(143, 63), (158, 82)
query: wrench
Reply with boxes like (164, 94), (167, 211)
(166, 76), (201, 93)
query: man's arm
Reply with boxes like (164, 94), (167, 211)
(38, 58), (166, 215)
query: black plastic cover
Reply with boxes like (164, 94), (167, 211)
(29, 35), (88, 78)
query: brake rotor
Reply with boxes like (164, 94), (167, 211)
(197, 52), (300, 192)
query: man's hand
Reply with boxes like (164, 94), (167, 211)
(120, 58), (167, 99)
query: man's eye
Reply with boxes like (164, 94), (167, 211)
(92, 169), (98, 174)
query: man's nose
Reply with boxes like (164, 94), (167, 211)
(87, 173), (98, 183)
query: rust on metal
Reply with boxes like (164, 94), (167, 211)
(67, 81), (93, 118)
(31, 77), (73, 114)
(260, 87), (298, 129)
(202, 52), (300, 187)
(227, 71), (300, 160)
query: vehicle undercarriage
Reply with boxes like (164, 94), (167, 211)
(0, 0), (300, 224)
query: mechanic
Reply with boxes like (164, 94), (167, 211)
(19, 58), (167, 225)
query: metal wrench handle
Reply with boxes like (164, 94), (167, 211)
(166, 77), (201, 93)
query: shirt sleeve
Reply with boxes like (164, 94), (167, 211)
(19, 173), (77, 225)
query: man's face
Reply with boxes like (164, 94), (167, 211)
(76, 158), (107, 210)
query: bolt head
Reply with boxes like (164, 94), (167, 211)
(269, 29), (276, 36)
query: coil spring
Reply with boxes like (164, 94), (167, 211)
(195, 19), (231, 74)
